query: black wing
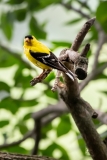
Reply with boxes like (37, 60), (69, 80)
(29, 50), (67, 72)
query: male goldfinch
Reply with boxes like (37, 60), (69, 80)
(23, 35), (75, 85)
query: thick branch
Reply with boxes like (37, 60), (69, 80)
(0, 152), (57, 160)
(57, 17), (107, 159)
(60, 89), (107, 160)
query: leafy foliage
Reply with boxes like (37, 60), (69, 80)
(56, 114), (72, 137)
(0, 0), (107, 160)
(1, 11), (14, 40)
(96, 1), (107, 33)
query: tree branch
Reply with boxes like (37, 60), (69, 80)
(31, 119), (41, 155)
(57, 18), (107, 159)
(0, 152), (57, 160)
(60, 91), (107, 159)
(60, 2), (90, 19)
(71, 18), (95, 51)
(92, 31), (107, 70)
(97, 110), (107, 125)
(0, 110), (64, 150)
(0, 131), (33, 149)
(32, 100), (68, 120)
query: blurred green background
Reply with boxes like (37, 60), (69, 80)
(0, 0), (107, 160)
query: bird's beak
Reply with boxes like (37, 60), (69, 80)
(25, 38), (30, 43)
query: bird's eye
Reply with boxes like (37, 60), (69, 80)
(25, 35), (33, 39)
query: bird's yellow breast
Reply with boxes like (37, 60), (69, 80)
(23, 46), (51, 70)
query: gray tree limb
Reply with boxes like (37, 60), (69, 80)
(57, 18), (107, 160)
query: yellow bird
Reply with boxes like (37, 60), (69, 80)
(23, 35), (75, 84)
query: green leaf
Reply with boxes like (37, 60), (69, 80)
(20, 99), (38, 107)
(0, 48), (20, 68)
(29, 16), (47, 39)
(52, 41), (71, 48)
(56, 114), (71, 137)
(44, 72), (55, 82)
(65, 17), (82, 25)
(41, 142), (70, 160)
(44, 89), (58, 100)
(97, 61), (107, 68)
(7, 0), (24, 4)
(26, 0), (41, 11)
(1, 12), (14, 40)
(3, 146), (29, 154)
(14, 9), (26, 21)
(42, 123), (53, 139)
(0, 82), (10, 93)
(100, 90), (107, 95)
(39, 0), (61, 8)
(89, 26), (98, 41)
(26, 0), (61, 11)
(93, 119), (101, 128)
(96, 1), (107, 33)
(86, 49), (92, 58)
(16, 122), (29, 135)
(76, 132), (86, 156)
(94, 73), (107, 80)
(0, 120), (9, 128)
(23, 112), (32, 121)
(14, 65), (32, 88)
(41, 143), (55, 157)
(54, 142), (70, 160)
(0, 97), (19, 114)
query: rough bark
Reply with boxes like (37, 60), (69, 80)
(0, 152), (57, 160)
(57, 18), (107, 160)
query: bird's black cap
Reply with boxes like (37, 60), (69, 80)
(25, 35), (33, 39)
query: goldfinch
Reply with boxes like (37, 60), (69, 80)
(23, 35), (75, 85)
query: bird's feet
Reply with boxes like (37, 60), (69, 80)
(51, 71), (65, 92)
(30, 77), (41, 86)
(30, 69), (51, 86)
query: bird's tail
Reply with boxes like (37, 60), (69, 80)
(59, 61), (76, 81)
(65, 70), (76, 81)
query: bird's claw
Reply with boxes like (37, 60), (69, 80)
(30, 77), (41, 86)
(30, 69), (51, 86)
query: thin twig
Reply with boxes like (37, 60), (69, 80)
(71, 18), (95, 51)
(97, 111), (107, 125)
(76, 0), (92, 11)
(31, 119), (41, 155)
(92, 31), (107, 70)
(0, 131), (33, 149)
(0, 111), (64, 150)
(80, 43), (90, 57)
(60, 2), (90, 19)
(32, 100), (68, 120)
